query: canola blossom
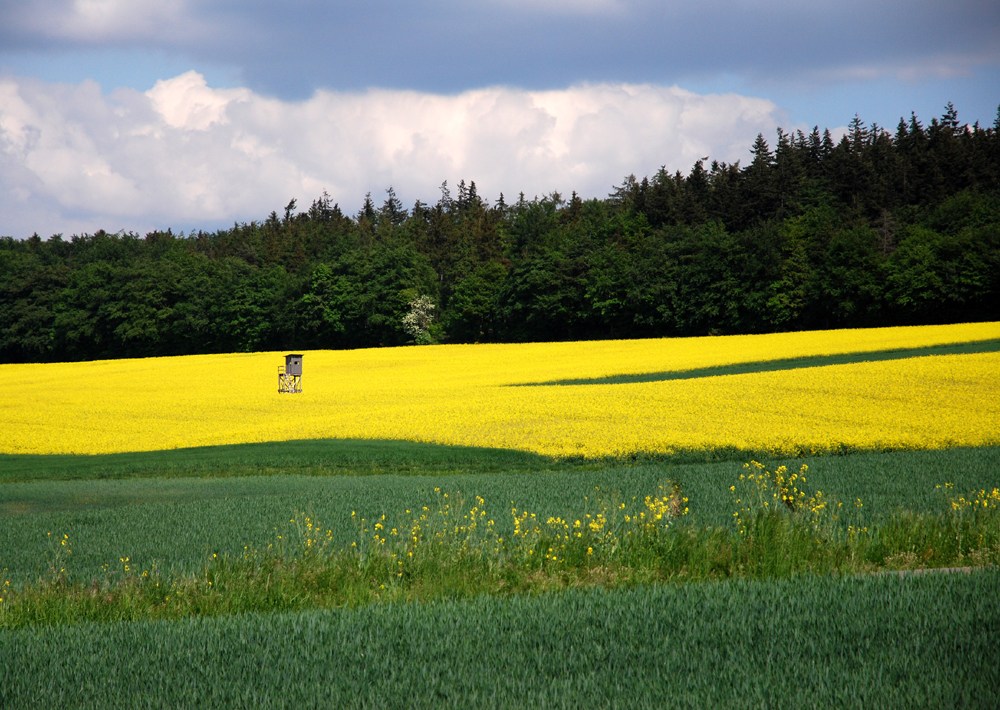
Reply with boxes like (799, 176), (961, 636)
(1, 322), (998, 458)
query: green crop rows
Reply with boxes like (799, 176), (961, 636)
(3, 571), (998, 709)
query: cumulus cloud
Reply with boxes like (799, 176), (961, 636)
(0, 71), (791, 237)
(146, 71), (250, 130)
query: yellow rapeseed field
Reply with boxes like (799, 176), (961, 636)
(1, 322), (998, 457)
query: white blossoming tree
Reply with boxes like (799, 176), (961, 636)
(402, 295), (436, 344)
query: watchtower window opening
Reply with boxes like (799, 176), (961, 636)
(285, 353), (303, 376)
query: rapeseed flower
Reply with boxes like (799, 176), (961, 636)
(1, 322), (997, 458)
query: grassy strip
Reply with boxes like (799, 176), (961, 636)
(2, 447), (998, 584)
(2, 435), (995, 486)
(3, 481), (998, 630)
(0, 438), (571, 485)
(518, 337), (1000, 386)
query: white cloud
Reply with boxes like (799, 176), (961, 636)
(146, 71), (250, 130)
(0, 72), (790, 237)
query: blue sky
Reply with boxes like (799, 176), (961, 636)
(1, 0), (997, 238)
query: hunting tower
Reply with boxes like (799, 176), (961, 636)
(278, 354), (303, 393)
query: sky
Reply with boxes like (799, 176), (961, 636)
(1, 0), (998, 239)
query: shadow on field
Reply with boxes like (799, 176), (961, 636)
(0, 439), (562, 485)
(510, 338), (1000, 387)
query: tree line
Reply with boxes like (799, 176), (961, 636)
(2, 103), (999, 363)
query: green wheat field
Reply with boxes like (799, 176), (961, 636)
(1, 438), (999, 707)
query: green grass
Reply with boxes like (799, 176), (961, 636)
(0, 438), (568, 485)
(3, 485), (997, 630)
(516, 338), (1000, 386)
(2, 571), (998, 709)
(1, 446), (997, 585)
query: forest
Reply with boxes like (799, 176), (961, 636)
(1, 103), (998, 363)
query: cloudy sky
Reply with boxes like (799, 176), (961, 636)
(1, 1), (997, 238)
